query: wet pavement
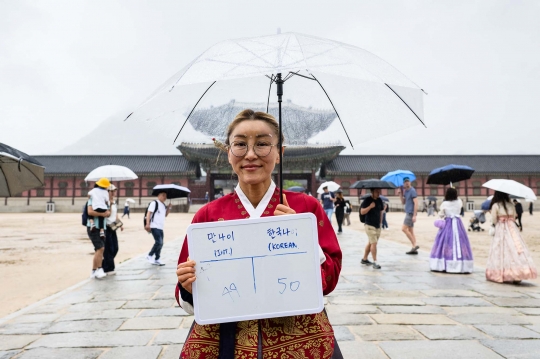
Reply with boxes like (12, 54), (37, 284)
(2, 227), (540, 358)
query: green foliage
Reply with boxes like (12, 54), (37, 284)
(284, 180), (303, 189)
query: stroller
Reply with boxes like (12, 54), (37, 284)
(468, 210), (486, 232)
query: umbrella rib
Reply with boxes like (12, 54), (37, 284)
(309, 73), (354, 149)
(172, 81), (217, 144)
(385, 84), (426, 128)
(0, 164), (12, 197)
(266, 75), (275, 112)
(19, 160), (46, 187)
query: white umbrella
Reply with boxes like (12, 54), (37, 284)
(482, 179), (537, 201)
(126, 198), (136, 203)
(317, 181), (340, 194)
(85, 165), (138, 182)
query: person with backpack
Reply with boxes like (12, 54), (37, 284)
(145, 190), (172, 266)
(360, 188), (384, 269)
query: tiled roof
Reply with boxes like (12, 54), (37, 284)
(326, 155), (540, 176)
(33, 155), (199, 176)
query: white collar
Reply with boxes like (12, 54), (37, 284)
(235, 181), (276, 219)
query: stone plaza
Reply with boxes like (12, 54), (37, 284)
(2, 228), (540, 359)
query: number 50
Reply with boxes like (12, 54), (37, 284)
(278, 278), (301, 294)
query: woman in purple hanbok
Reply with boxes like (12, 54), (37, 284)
(430, 188), (474, 273)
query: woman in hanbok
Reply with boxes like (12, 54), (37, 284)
(486, 191), (537, 283)
(175, 109), (343, 359)
(429, 188), (474, 273)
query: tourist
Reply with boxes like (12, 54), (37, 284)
(514, 199), (524, 231)
(398, 178), (419, 254)
(360, 188), (384, 269)
(344, 198), (352, 226)
(205, 191), (209, 203)
(175, 109), (343, 358)
(86, 197), (110, 279)
(145, 191), (172, 266)
(529, 202), (534, 215)
(486, 191), (537, 283)
(87, 178), (111, 238)
(122, 199), (130, 219)
(319, 186), (335, 222)
(334, 190), (346, 233)
(382, 201), (389, 230)
(429, 188), (474, 273)
(427, 201), (435, 216)
(103, 184), (122, 274)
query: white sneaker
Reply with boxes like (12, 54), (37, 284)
(94, 268), (107, 279)
(153, 259), (165, 266)
(146, 254), (155, 263)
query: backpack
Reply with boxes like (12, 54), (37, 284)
(359, 200), (366, 223)
(143, 200), (159, 228)
(82, 201), (89, 226)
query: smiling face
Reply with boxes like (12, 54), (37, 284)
(227, 120), (281, 188)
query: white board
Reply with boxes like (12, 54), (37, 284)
(187, 213), (323, 325)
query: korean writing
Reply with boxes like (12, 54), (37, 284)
(266, 227), (297, 240)
(207, 231), (235, 243)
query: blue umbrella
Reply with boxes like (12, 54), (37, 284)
(427, 164), (475, 186)
(287, 186), (305, 193)
(481, 199), (491, 211)
(381, 170), (416, 187)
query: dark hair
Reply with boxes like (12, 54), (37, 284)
(490, 191), (510, 213)
(444, 187), (458, 201)
(225, 109), (285, 145)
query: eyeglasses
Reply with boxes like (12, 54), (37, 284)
(229, 140), (276, 158)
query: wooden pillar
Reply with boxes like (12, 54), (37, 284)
(116, 181), (121, 204)
(465, 178), (469, 201)
(27, 189), (31, 205)
(138, 176), (143, 205)
(421, 175), (426, 198)
(72, 176), (76, 205)
(311, 169), (317, 196)
(49, 176), (54, 202)
(161, 175), (165, 185)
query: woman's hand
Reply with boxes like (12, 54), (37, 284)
(177, 258), (197, 293)
(274, 193), (296, 216)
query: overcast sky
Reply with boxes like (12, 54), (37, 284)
(1, 0), (539, 155)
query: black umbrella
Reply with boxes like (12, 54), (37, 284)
(427, 164), (475, 185)
(350, 179), (396, 189)
(0, 143), (45, 197)
(152, 184), (191, 199)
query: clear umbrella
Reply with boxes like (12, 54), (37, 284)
(482, 179), (537, 201)
(126, 32), (427, 200)
(317, 181), (340, 194)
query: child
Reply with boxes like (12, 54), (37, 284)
(88, 178), (111, 238)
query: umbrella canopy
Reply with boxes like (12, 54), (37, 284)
(125, 198), (136, 203)
(286, 186), (305, 193)
(426, 164), (475, 185)
(481, 199), (491, 211)
(360, 194), (389, 202)
(509, 194), (535, 202)
(482, 179), (537, 201)
(126, 32), (426, 202)
(0, 143), (45, 197)
(351, 179), (396, 189)
(152, 184), (190, 199)
(317, 181), (340, 194)
(381, 170), (416, 187)
(85, 165), (138, 182)
(426, 196), (438, 201)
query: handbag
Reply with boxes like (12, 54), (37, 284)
(109, 220), (123, 231)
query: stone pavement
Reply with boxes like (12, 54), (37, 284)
(2, 228), (540, 358)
